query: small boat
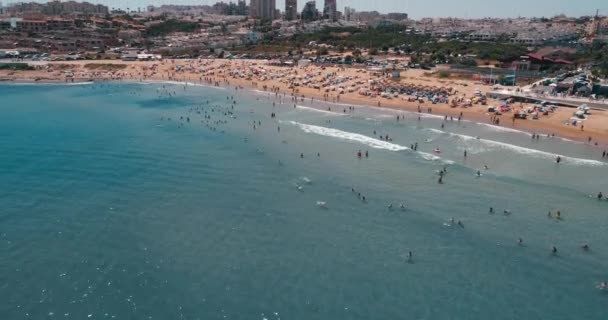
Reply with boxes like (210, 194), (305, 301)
(316, 201), (327, 208)
(434, 148), (441, 154)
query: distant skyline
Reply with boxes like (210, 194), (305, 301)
(2, 0), (607, 19)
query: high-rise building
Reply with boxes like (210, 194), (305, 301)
(236, 0), (248, 16)
(250, 0), (276, 21)
(344, 6), (355, 21)
(323, 0), (337, 21)
(301, 1), (318, 21)
(285, 0), (298, 21)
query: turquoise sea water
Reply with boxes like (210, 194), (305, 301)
(1, 82), (607, 319)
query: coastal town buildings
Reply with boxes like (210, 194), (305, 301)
(6, 1), (108, 16)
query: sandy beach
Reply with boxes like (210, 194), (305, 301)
(2, 58), (607, 148)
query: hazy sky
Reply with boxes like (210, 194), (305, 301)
(3, 0), (607, 18)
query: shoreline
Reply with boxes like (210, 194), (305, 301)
(1, 60), (607, 149)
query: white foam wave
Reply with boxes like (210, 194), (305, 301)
(9, 81), (93, 86)
(252, 89), (270, 95)
(287, 121), (408, 152)
(146, 80), (226, 90)
(296, 105), (346, 116)
(418, 152), (441, 161)
(66, 81), (94, 86)
(427, 129), (605, 166)
(478, 123), (533, 136)
(285, 121), (453, 164)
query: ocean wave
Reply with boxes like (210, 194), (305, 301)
(9, 81), (94, 86)
(418, 152), (441, 161)
(285, 121), (457, 164)
(427, 128), (605, 166)
(296, 105), (346, 116)
(146, 80), (226, 90)
(287, 121), (409, 152)
(478, 123), (533, 136)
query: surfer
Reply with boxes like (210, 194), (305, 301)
(518, 237), (523, 246)
(365, 150), (369, 158)
(582, 244), (590, 251)
(598, 192), (603, 200)
(489, 207), (494, 214)
(357, 150), (362, 158)
(556, 155), (561, 164)
(457, 220), (464, 228)
(464, 150), (467, 158)
(407, 251), (413, 263)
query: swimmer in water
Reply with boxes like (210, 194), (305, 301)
(457, 220), (464, 228)
(489, 207), (494, 214)
(407, 251), (413, 263)
(518, 237), (523, 246)
(551, 246), (558, 255)
(388, 204), (393, 210)
(556, 210), (561, 220)
(582, 244), (590, 251)
(300, 153), (304, 159)
(476, 170), (481, 177)
(400, 203), (406, 210)
(599, 192), (603, 200)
